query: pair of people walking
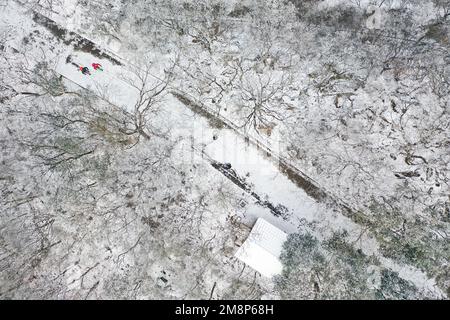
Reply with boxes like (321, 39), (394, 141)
(79, 63), (103, 75)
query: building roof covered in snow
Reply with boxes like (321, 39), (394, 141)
(234, 218), (288, 278)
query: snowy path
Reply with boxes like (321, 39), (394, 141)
(56, 53), (136, 112)
(3, 0), (369, 240)
(27, 0), (356, 211)
(1, 0), (446, 298)
(54, 48), (374, 252)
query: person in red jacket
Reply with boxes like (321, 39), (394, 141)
(92, 63), (103, 71)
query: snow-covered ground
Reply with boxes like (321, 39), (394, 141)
(52, 40), (375, 247)
(1, 0), (448, 299)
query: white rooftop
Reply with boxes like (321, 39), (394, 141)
(234, 218), (288, 278)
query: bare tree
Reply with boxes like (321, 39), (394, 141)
(118, 57), (177, 143)
(236, 72), (293, 134)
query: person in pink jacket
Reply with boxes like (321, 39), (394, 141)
(91, 63), (103, 71)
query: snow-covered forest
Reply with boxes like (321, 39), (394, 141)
(0, 0), (448, 299)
